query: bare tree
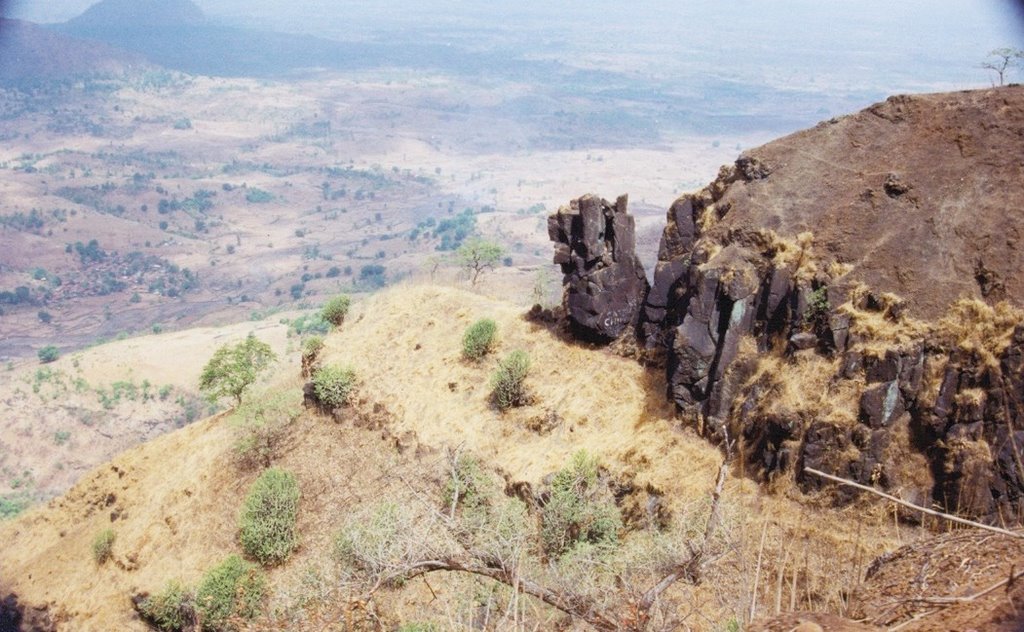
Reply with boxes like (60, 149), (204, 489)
(981, 47), (1023, 86)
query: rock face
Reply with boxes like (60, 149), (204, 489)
(547, 194), (649, 342)
(549, 87), (1024, 522)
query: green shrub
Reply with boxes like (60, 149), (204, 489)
(301, 335), (324, 361)
(136, 580), (192, 631)
(92, 528), (115, 564)
(290, 312), (330, 336)
(37, 345), (59, 364)
(245, 188), (273, 204)
(540, 451), (622, 557)
(804, 286), (830, 326)
(397, 624), (439, 632)
(198, 334), (277, 405)
(489, 350), (530, 411)
(319, 294), (351, 327)
(195, 555), (265, 630)
(461, 318), (497, 360)
(442, 455), (495, 514)
(311, 365), (356, 409)
(239, 468), (300, 566)
(232, 389), (301, 468)
(0, 494), (29, 520)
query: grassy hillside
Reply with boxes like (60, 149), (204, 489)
(0, 284), (915, 631)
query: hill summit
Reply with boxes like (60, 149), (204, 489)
(66, 0), (206, 29)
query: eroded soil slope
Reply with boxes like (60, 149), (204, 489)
(697, 86), (1024, 320)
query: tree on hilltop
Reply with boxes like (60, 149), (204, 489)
(982, 47), (1023, 86)
(456, 238), (504, 286)
(199, 334), (276, 406)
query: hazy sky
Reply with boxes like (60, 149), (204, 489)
(3, 0), (1023, 93)
(4, 0), (1023, 41)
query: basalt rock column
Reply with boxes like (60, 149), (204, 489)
(547, 194), (649, 342)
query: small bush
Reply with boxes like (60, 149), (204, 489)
(540, 451), (622, 557)
(195, 555), (265, 630)
(136, 580), (192, 631)
(302, 336), (324, 361)
(92, 528), (115, 564)
(311, 365), (356, 409)
(490, 350), (530, 411)
(232, 389), (301, 468)
(803, 286), (830, 326)
(300, 335), (325, 377)
(443, 455), (495, 514)
(319, 295), (351, 327)
(461, 318), (497, 361)
(245, 188), (274, 204)
(0, 494), (29, 520)
(335, 502), (420, 576)
(239, 468), (300, 566)
(290, 312), (330, 336)
(37, 345), (59, 363)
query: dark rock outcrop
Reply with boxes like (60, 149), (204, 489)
(547, 194), (649, 342)
(547, 88), (1024, 523)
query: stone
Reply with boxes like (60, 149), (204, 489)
(789, 332), (818, 350)
(860, 380), (904, 428)
(548, 194), (649, 342)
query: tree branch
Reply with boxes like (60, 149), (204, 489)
(636, 458), (729, 615)
(803, 467), (1024, 539)
(377, 557), (621, 631)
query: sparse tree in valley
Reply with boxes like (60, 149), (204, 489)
(199, 334), (276, 406)
(982, 47), (1023, 86)
(456, 238), (504, 286)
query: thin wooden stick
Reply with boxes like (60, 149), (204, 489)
(775, 546), (789, 615)
(899, 566), (1024, 606)
(789, 560), (798, 612)
(749, 520), (769, 622)
(804, 467), (1024, 539)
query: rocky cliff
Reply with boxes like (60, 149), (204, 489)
(550, 86), (1024, 522)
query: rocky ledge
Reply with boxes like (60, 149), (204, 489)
(547, 87), (1024, 523)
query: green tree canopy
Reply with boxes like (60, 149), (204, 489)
(199, 334), (276, 406)
(456, 238), (504, 286)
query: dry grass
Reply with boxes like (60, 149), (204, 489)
(0, 284), (917, 631)
(934, 298), (1023, 369)
(733, 341), (860, 430)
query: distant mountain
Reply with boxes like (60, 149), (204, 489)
(54, 0), (354, 77)
(0, 18), (150, 85)
(65, 0), (207, 29)
(51, 0), (531, 79)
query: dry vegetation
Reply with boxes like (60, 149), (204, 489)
(0, 71), (754, 359)
(0, 285), (923, 631)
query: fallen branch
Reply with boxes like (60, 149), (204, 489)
(365, 457), (732, 632)
(375, 557), (620, 632)
(803, 467), (1024, 540)
(896, 566), (1024, 606)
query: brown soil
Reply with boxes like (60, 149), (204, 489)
(703, 86), (1024, 320)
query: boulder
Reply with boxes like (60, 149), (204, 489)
(547, 194), (649, 342)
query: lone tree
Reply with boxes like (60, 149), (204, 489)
(982, 47), (1023, 86)
(456, 238), (504, 286)
(199, 334), (276, 406)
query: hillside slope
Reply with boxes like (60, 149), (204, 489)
(0, 285), (914, 631)
(0, 19), (150, 84)
(687, 86), (1024, 321)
